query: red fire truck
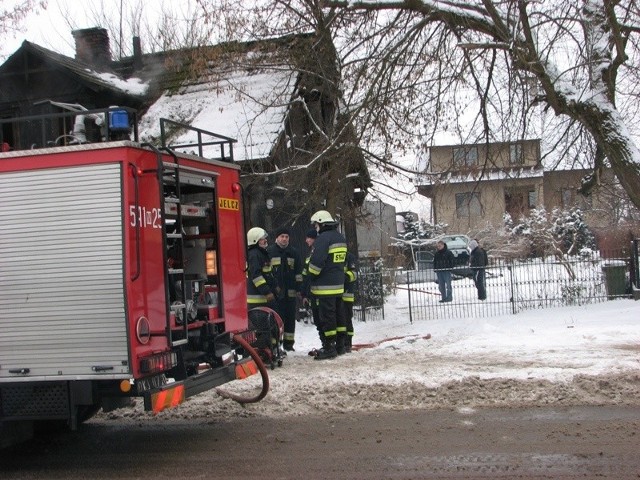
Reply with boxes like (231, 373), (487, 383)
(0, 108), (268, 447)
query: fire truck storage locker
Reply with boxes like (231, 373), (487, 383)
(0, 162), (130, 380)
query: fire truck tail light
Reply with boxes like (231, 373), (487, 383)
(140, 352), (177, 375)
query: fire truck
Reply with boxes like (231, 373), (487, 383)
(0, 107), (268, 447)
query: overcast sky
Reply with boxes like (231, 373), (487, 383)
(3, 1), (93, 59)
(1, 0), (196, 60)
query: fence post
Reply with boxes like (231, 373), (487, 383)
(508, 264), (516, 314)
(407, 274), (413, 324)
(380, 270), (385, 320)
(632, 239), (639, 290)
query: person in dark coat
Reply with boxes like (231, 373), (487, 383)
(433, 240), (454, 302)
(468, 239), (488, 300)
(267, 226), (303, 351)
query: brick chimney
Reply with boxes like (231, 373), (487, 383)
(72, 27), (111, 70)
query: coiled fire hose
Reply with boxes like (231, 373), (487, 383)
(215, 333), (270, 404)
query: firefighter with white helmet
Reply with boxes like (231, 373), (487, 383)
(307, 210), (348, 360)
(310, 210), (336, 225)
(247, 227), (268, 246)
(246, 227), (278, 309)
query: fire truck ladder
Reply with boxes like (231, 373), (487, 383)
(161, 149), (189, 347)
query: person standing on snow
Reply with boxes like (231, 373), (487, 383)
(267, 226), (303, 351)
(434, 240), (454, 303)
(246, 227), (278, 311)
(307, 210), (347, 360)
(468, 238), (488, 300)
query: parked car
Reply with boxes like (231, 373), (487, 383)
(418, 234), (472, 278)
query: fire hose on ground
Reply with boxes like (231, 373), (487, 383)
(215, 333), (270, 404)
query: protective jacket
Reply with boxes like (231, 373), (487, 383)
(267, 242), (303, 300)
(246, 244), (277, 305)
(301, 250), (313, 298)
(308, 226), (347, 297)
(342, 251), (358, 303)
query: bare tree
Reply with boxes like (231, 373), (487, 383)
(315, 0), (640, 212)
(55, 0), (222, 58)
(0, 1), (45, 38)
(191, 0), (372, 238)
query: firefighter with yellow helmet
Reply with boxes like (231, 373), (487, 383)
(307, 210), (348, 360)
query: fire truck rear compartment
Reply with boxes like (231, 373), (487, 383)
(0, 163), (130, 379)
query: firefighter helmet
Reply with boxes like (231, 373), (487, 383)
(247, 227), (268, 246)
(310, 210), (335, 225)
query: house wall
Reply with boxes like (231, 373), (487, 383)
(543, 169), (624, 229)
(424, 139), (543, 233)
(429, 139), (540, 172)
(433, 178), (544, 232)
(356, 200), (397, 259)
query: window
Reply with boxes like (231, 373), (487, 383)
(509, 143), (524, 164)
(453, 146), (478, 167)
(528, 190), (537, 208)
(561, 188), (573, 208)
(455, 192), (482, 218)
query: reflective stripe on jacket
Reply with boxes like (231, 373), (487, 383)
(308, 227), (347, 297)
(342, 251), (358, 302)
(246, 245), (276, 304)
(267, 242), (303, 299)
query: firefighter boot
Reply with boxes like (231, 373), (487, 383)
(308, 328), (325, 356)
(345, 336), (352, 353)
(314, 339), (337, 360)
(336, 332), (346, 355)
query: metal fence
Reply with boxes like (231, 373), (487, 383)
(353, 264), (386, 322)
(358, 249), (632, 322)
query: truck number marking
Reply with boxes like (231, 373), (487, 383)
(129, 206), (163, 229)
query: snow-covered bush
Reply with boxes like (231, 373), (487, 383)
(505, 207), (596, 259)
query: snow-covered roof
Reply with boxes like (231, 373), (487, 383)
(9, 41), (149, 97)
(138, 56), (295, 162)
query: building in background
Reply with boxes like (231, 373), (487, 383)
(356, 200), (398, 261)
(416, 139), (635, 235)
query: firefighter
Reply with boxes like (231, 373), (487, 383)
(341, 251), (358, 353)
(246, 227), (278, 310)
(267, 226), (303, 351)
(301, 228), (324, 356)
(308, 210), (347, 360)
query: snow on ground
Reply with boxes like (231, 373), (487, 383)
(99, 295), (640, 425)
